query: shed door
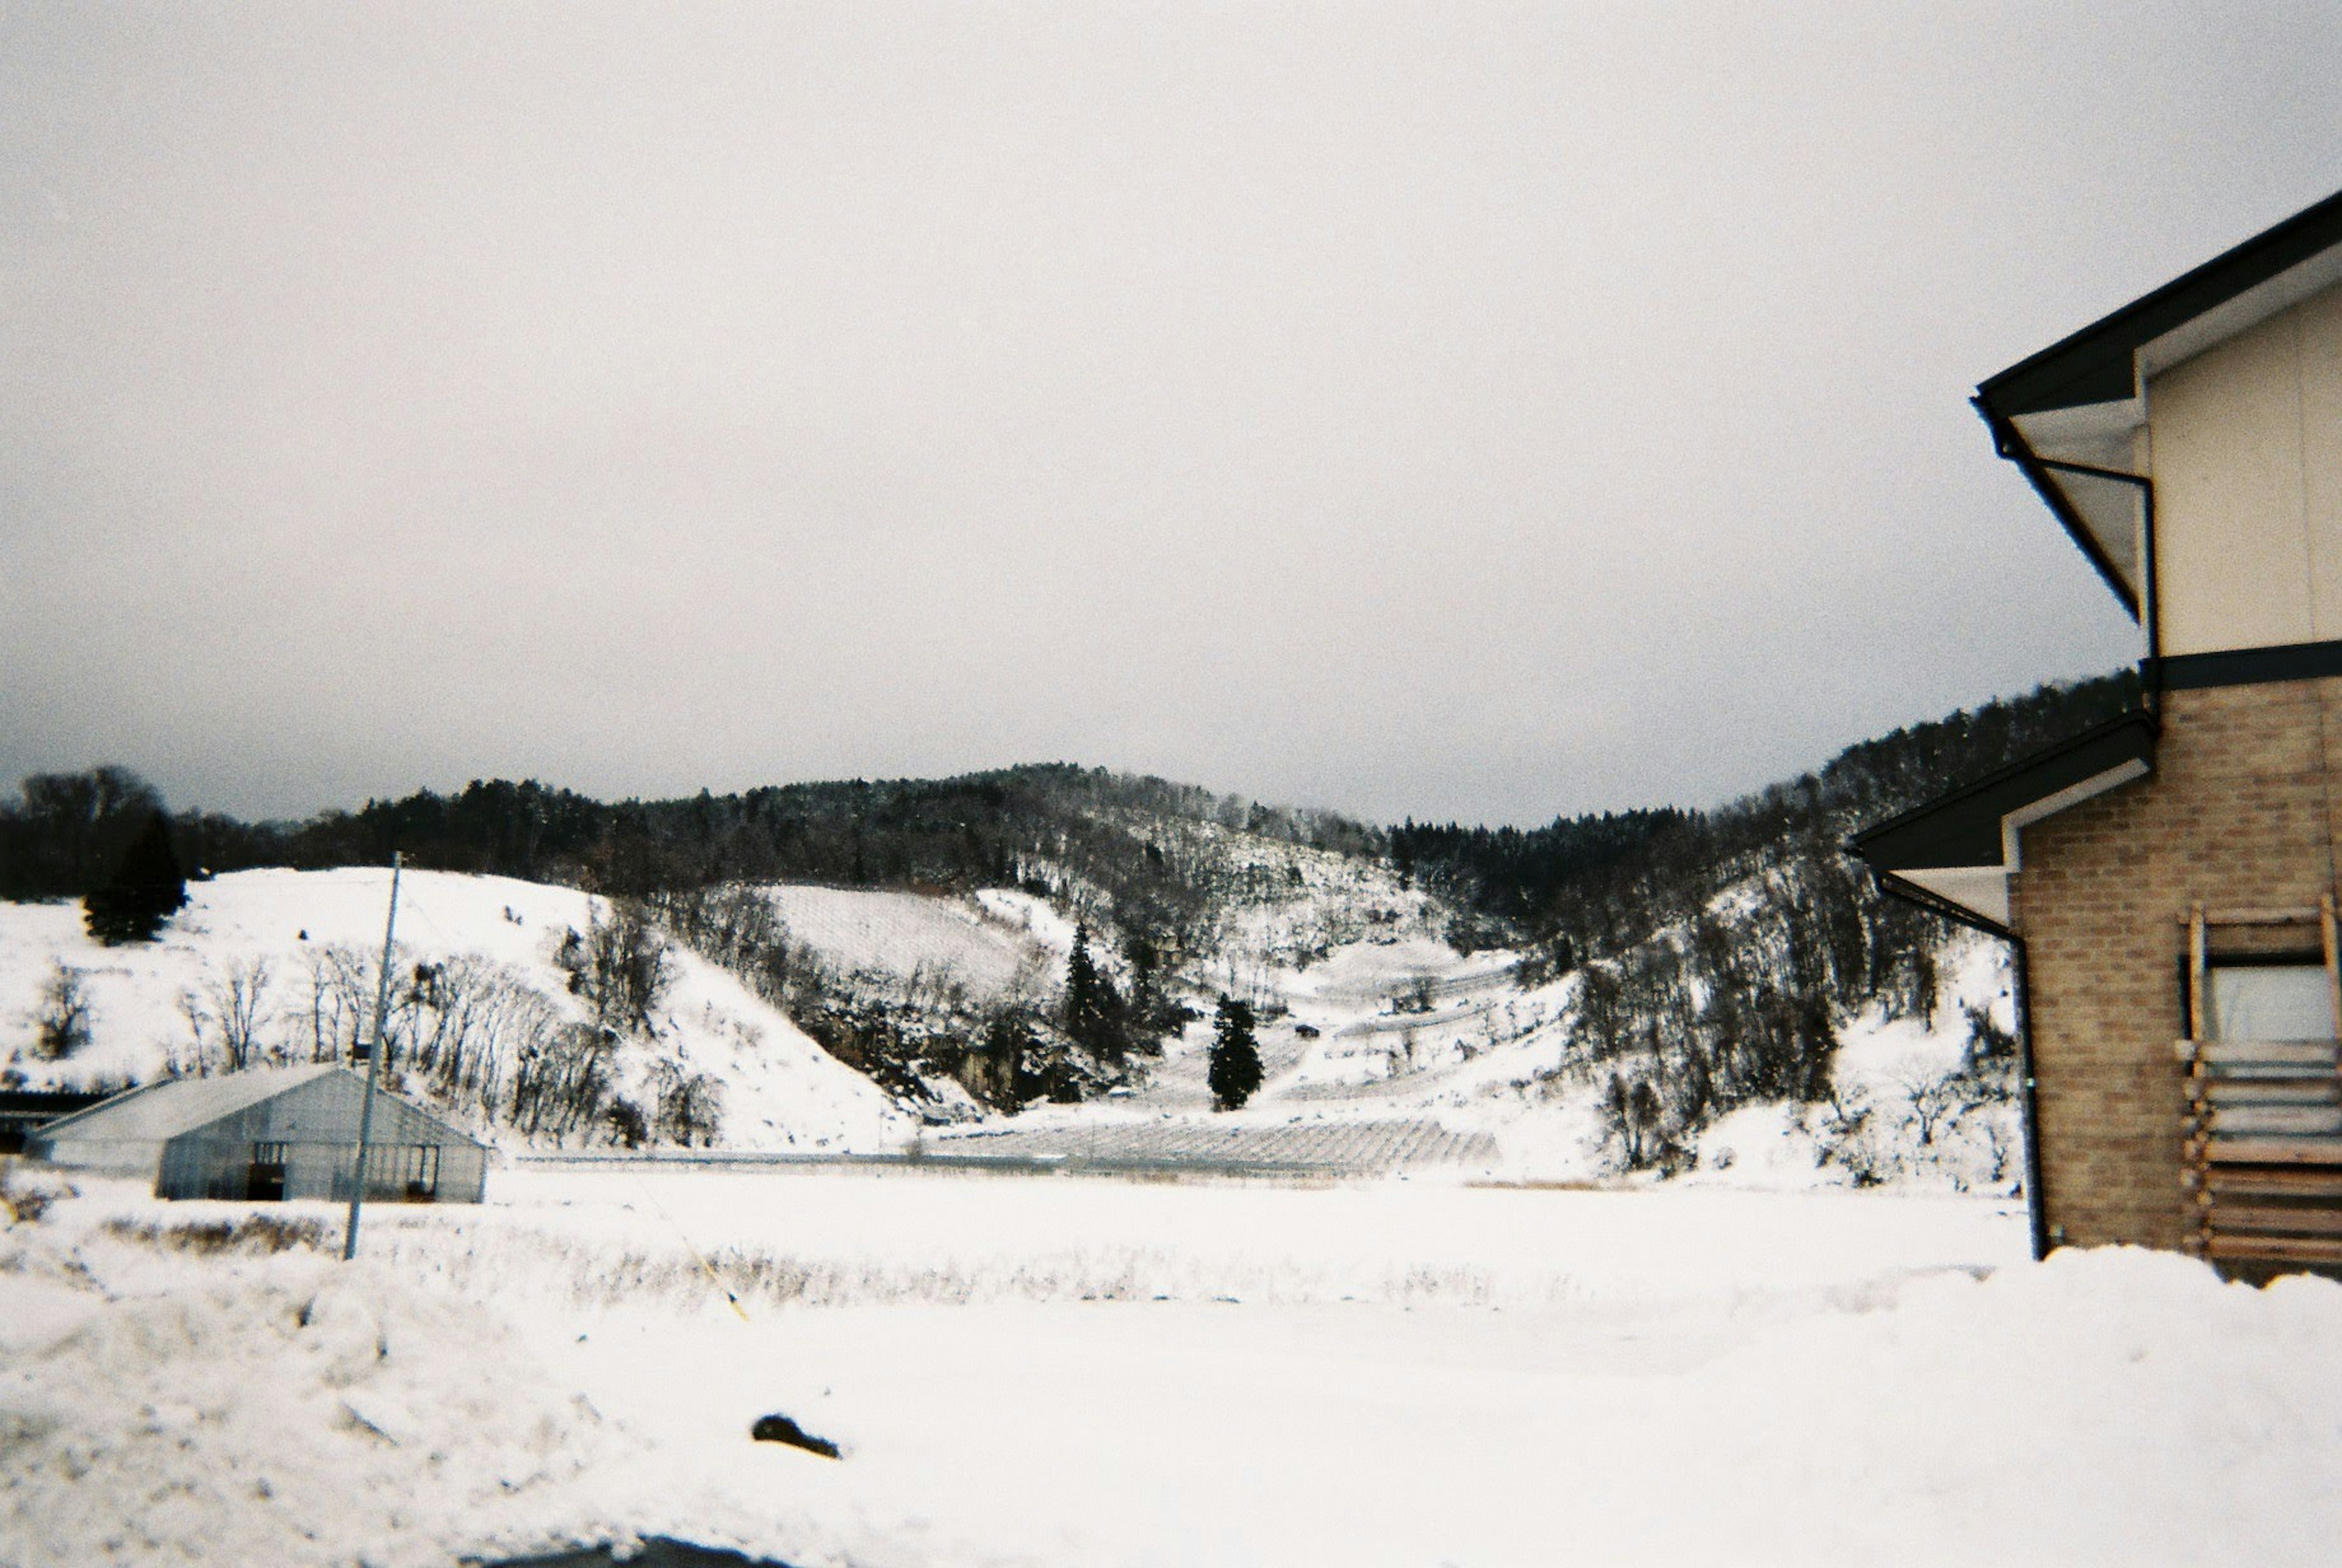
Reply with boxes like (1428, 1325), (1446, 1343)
(247, 1142), (288, 1201)
(405, 1145), (440, 1201)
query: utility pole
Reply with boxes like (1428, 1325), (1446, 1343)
(342, 851), (402, 1262)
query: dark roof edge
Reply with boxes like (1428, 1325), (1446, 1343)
(1977, 187), (2342, 417)
(1850, 708), (2160, 870)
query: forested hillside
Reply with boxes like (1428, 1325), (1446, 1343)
(1, 670), (2139, 1153)
(2, 764), (1373, 968)
(1397, 670), (2138, 1170)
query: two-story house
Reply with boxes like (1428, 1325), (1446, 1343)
(1855, 188), (2342, 1275)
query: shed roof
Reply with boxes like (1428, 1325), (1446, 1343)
(35, 1065), (343, 1143)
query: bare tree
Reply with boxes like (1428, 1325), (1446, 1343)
(1896, 1064), (1969, 1150)
(510, 1021), (618, 1140)
(554, 901), (674, 1034)
(401, 953), (563, 1122)
(303, 945), (376, 1062)
(207, 956), (277, 1070)
(175, 987), (220, 1076)
(33, 962), (93, 1059)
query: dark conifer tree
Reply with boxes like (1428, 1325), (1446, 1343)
(1208, 995), (1262, 1111)
(82, 808), (188, 945)
(1064, 922), (1128, 1064)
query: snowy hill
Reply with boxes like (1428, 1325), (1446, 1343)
(766, 884), (1064, 1002)
(2, 855), (2020, 1189)
(5, 684), (2097, 1187)
(0, 869), (912, 1153)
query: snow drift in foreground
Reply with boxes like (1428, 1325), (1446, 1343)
(5, 1169), (2340, 1566)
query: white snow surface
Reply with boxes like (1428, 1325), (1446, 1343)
(0, 870), (913, 1153)
(765, 885), (1062, 1000)
(6, 1166), (2341, 1567)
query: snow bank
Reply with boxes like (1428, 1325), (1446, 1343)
(0, 1235), (639, 1566)
(1668, 1246), (2342, 1566)
(7, 1169), (2340, 1566)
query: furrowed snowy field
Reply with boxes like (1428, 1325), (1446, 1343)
(7, 1164), (2342, 1567)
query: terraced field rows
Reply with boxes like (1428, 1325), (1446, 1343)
(931, 1116), (1499, 1172)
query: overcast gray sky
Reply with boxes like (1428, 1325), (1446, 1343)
(4, 4), (2340, 827)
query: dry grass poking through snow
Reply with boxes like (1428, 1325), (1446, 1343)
(99, 1212), (331, 1256)
(350, 1215), (1519, 1315)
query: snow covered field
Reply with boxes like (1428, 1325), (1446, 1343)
(7, 1164), (2341, 1567)
(764, 886), (1065, 1001)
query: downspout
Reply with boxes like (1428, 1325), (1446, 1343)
(2009, 935), (2049, 1260)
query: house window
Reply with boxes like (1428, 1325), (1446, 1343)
(2207, 961), (2337, 1042)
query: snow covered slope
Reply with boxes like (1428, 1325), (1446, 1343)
(765, 884), (1060, 1001)
(936, 910), (2019, 1190)
(0, 870), (912, 1152)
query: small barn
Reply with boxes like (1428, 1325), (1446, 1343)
(29, 1065), (490, 1203)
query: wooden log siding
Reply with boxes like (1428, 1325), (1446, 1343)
(2177, 901), (2342, 1267)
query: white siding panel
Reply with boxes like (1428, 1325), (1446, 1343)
(2151, 297), (2316, 654)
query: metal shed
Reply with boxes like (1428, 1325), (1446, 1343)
(29, 1065), (490, 1203)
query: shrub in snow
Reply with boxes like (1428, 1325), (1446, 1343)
(0, 1165), (71, 1225)
(100, 1212), (330, 1255)
(31, 962), (91, 1060)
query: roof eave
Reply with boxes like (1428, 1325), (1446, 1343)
(1977, 187), (2342, 419)
(1850, 709), (2160, 929)
(1972, 396), (2143, 620)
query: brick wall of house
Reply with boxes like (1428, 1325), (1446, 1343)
(2011, 676), (2342, 1250)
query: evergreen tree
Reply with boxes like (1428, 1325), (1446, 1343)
(1064, 922), (1128, 1064)
(82, 808), (188, 945)
(1208, 995), (1262, 1111)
